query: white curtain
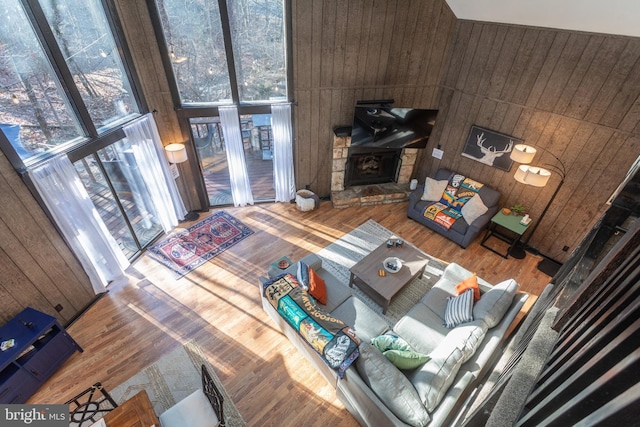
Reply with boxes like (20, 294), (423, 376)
(30, 155), (129, 293)
(123, 113), (187, 231)
(219, 106), (254, 206)
(271, 103), (296, 202)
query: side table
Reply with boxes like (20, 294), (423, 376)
(481, 211), (531, 259)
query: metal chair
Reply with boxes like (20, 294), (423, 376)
(66, 382), (118, 427)
(195, 124), (216, 158)
(159, 364), (225, 427)
(202, 364), (225, 427)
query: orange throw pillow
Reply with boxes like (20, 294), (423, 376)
(455, 274), (480, 301)
(308, 268), (327, 305)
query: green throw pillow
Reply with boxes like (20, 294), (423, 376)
(384, 349), (431, 370)
(371, 333), (412, 353)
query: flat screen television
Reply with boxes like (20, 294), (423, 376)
(349, 106), (438, 149)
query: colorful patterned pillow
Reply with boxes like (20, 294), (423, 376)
(444, 288), (474, 328)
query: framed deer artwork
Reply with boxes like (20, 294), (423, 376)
(461, 125), (521, 171)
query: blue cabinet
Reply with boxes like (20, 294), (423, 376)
(0, 307), (82, 403)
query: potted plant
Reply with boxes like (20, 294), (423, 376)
(510, 203), (526, 216)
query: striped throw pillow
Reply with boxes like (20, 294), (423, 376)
(444, 288), (474, 328)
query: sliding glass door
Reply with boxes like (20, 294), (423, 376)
(73, 139), (164, 259)
(191, 114), (275, 206)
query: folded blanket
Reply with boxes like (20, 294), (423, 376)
(263, 273), (360, 378)
(424, 202), (463, 229)
(425, 175), (484, 229)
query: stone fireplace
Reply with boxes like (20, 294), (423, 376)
(331, 135), (417, 208)
(344, 148), (401, 187)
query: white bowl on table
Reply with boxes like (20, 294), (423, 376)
(383, 257), (402, 273)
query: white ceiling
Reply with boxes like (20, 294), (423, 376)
(445, 0), (640, 38)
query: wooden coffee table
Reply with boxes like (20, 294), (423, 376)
(349, 240), (429, 314)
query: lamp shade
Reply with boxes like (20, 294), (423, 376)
(165, 143), (188, 163)
(514, 165), (552, 187)
(510, 144), (537, 164)
(524, 167), (551, 187)
(514, 164), (530, 184)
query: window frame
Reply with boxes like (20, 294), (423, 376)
(0, 0), (147, 173)
(147, 0), (293, 111)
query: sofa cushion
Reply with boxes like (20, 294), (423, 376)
(460, 194), (488, 225)
(444, 289), (474, 328)
(371, 333), (412, 352)
(393, 303), (449, 355)
(159, 389), (219, 427)
(443, 320), (488, 363)
(420, 286), (455, 320)
(383, 349), (430, 370)
(409, 343), (465, 412)
(473, 279), (519, 328)
(355, 342), (431, 427)
(476, 184), (500, 208)
(331, 297), (390, 343)
(421, 177), (448, 202)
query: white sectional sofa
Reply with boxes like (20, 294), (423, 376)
(261, 254), (528, 427)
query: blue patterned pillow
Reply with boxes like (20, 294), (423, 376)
(297, 261), (310, 290)
(444, 288), (474, 328)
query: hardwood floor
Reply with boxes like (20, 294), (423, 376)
(28, 201), (551, 426)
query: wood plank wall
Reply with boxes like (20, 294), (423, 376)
(0, 152), (94, 324)
(290, 1), (640, 263)
(3, 0), (640, 323)
(422, 21), (640, 262)
(291, 0), (457, 194)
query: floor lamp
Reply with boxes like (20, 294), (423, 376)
(165, 143), (200, 221)
(510, 144), (566, 272)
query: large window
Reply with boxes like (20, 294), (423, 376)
(153, 0), (287, 105)
(0, 0), (141, 168)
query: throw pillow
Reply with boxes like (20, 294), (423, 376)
(371, 333), (412, 353)
(473, 278), (519, 328)
(421, 177), (449, 202)
(383, 349), (431, 370)
(455, 274), (481, 301)
(444, 288), (474, 328)
(355, 342), (431, 426)
(460, 194), (488, 224)
(296, 261), (309, 290)
(308, 267), (327, 305)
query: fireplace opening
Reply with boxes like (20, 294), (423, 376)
(344, 148), (402, 187)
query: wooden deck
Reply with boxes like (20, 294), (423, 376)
(199, 143), (275, 206)
(29, 201), (551, 426)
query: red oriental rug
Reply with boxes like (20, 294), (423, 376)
(147, 211), (254, 276)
